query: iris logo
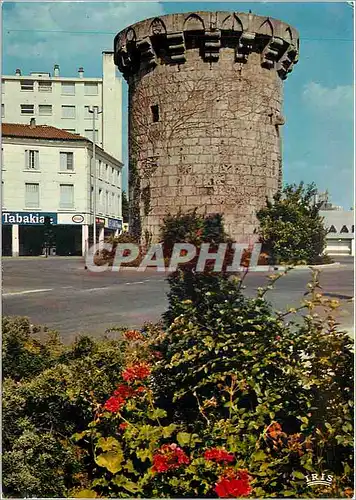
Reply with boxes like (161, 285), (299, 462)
(305, 473), (333, 487)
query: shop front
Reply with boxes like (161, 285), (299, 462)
(2, 212), (57, 257)
(2, 211), (90, 257)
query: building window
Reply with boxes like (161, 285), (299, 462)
(21, 80), (34, 91)
(85, 129), (98, 141)
(151, 104), (159, 122)
(21, 104), (34, 115)
(60, 152), (74, 171)
(1, 104), (4, 118)
(84, 83), (98, 95)
(25, 150), (39, 170)
(62, 105), (76, 119)
(1, 147), (4, 168)
(99, 188), (103, 212)
(105, 164), (108, 181)
(61, 82), (75, 95)
(111, 167), (115, 184)
(39, 104), (52, 116)
(352, 225), (354, 233)
(25, 183), (39, 208)
(105, 190), (109, 214)
(38, 81), (52, 92)
(340, 225), (349, 233)
(2, 181), (4, 207)
(111, 192), (115, 214)
(60, 184), (74, 209)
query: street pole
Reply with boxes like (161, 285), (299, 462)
(89, 106), (102, 247)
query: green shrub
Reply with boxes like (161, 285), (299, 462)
(2, 316), (64, 381)
(3, 319), (125, 498)
(256, 182), (328, 265)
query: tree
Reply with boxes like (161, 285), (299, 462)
(256, 182), (328, 265)
(122, 191), (129, 223)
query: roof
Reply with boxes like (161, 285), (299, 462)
(1, 123), (88, 142)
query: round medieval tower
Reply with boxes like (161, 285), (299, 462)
(114, 11), (299, 243)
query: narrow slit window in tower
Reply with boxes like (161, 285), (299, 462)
(151, 104), (159, 123)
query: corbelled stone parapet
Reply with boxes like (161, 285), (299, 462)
(114, 11), (299, 81)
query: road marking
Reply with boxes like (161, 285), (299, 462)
(3, 288), (53, 297)
(82, 287), (111, 292)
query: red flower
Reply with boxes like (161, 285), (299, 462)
(124, 330), (143, 341)
(196, 229), (203, 237)
(103, 395), (126, 413)
(122, 362), (151, 382)
(152, 443), (190, 473)
(103, 383), (144, 413)
(153, 351), (163, 359)
(215, 470), (251, 498)
(114, 384), (135, 399)
(119, 422), (128, 430)
(204, 448), (235, 463)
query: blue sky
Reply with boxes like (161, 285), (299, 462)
(2, 1), (354, 208)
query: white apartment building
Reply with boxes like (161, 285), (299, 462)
(2, 120), (123, 257)
(1, 52), (122, 162)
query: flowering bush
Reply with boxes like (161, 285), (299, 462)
(71, 267), (353, 498)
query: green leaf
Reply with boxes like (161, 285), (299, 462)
(162, 424), (177, 438)
(95, 450), (124, 474)
(136, 448), (152, 462)
(252, 450), (268, 462)
(96, 436), (120, 452)
(177, 432), (192, 446)
(74, 490), (97, 498)
(282, 490), (297, 497)
(293, 471), (305, 480)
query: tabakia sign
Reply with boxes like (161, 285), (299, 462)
(2, 212), (58, 225)
(108, 218), (123, 230)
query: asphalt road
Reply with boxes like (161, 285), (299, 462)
(2, 256), (354, 343)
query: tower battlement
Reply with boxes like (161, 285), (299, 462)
(114, 11), (299, 81)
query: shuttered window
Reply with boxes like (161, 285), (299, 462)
(99, 188), (103, 212)
(111, 192), (115, 214)
(84, 83), (98, 95)
(25, 150), (39, 169)
(21, 80), (34, 91)
(62, 105), (76, 118)
(105, 190), (109, 214)
(21, 104), (34, 115)
(39, 104), (52, 115)
(60, 152), (74, 171)
(38, 81), (52, 92)
(61, 82), (75, 95)
(60, 184), (74, 208)
(25, 183), (39, 207)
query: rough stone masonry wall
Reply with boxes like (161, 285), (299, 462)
(115, 12), (299, 243)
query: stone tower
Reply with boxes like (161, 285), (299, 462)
(114, 11), (299, 243)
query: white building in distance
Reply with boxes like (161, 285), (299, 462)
(1, 52), (122, 162)
(2, 120), (123, 257)
(321, 210), (354, 256)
